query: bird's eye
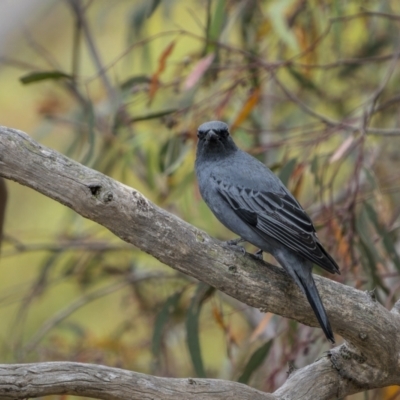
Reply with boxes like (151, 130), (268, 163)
(197, 130), (205, 138)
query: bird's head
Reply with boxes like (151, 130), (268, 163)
(196, 121), (237, 160)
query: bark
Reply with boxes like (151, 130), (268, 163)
(0, 362), (273, 400)
(0, 125), (399, 400)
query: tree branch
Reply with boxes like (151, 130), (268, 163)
(1, 125), (400, 399)
(0, 362), (273, 400)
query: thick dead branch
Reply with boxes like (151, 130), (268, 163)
(0, 362), (273, 400)
(0, 125), (400, 399)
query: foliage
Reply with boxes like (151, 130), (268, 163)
(1, 0), (400, 399)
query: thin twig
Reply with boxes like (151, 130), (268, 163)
(67, 0), (116, 104)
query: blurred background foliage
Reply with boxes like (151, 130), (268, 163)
(1, 0), (400, 399)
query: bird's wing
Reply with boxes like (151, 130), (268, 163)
(214, 177), (340, 274)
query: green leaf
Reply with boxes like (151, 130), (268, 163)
(363, 202), (400, 271)
(356, 208), (389, 294)
(338, 37), (390, 77)
(238, 340), (273, 384)
(286, 66), (321, 94)
(267, 0), (299, 52)
(310, 156), (320, 187)
(159, 136), (191, 176)
(356, 207), (382, 263)
(152, 291), (183, 357)
(81, 103), (96, 166)
(120, 75), (151, 91)
(146, 0), (162, 18)
(129, 2), (149, 36)
(278, 158), (297, 187)
(129, 109), (177, 123)
(186, 283), (215, 378)
(20, 71), (72, 85)
(209, 0), (225, 41)
(358, 239), (387, 296)
(205, 0), (226, 54)
(363, 167), (376, 190)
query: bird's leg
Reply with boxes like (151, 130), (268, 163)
(254, 249), (263, 260)
(224, 237), (246, 255)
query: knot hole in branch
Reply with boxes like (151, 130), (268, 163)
(89, 184), (102, 196)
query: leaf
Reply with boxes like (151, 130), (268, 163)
(384, 386), (400, 399)
(286, 66), (320, 93)
(149, 41), (176, 102)
(184, 54), (215, 90)
(293, 22), (317, 69)
(205, 0), (226, 53)
(159, 136), (191, 176)
(146, 0), (162, 18)
(238, 340), (273, 384)
(20, 71), (72, 85)
(267, 0), (299, 52)
(363, 167), (376, 190)
(249, 313), (273, 342)
(120, 75), (151, 91)
(356, 206), (383, 265)
(79, 103), (96, 167)
(338, 36), (390, 77)
(364, 202), (400, 271)
(129, 108), (177, 123)
(186, 283), (215, 378)
(310, 155), (320, 187)
(291, 162), (305, 199)
(152, 291), (183, 357)
(128, 2), (150, 36)
(212, 305), (238, 345)
(358, 239), (386, 295)
(356, 208), (389, 294)
(231, 88), (261, 131)
(278, 158), (297, 187)
(329, 136), (355, 163)
(330, 217), (351, 267)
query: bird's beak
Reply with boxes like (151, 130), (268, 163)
(205, 130), (218, 142)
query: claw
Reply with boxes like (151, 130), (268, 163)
(254, 249), (263, 260)
(224, 237), (246, 255)
(226, 237), (245, 246)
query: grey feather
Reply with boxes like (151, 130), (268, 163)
(195, 120), (339, 343)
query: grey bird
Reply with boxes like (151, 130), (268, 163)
(195, 120), (340, 343)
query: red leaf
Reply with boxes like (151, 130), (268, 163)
(149, 41), (176, 102)
(231, 88), (261, 131)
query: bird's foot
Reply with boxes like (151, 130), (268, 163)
(224, 237), (246, 255)
(254, 249), (263, 260)
(226, 237), (245, 246)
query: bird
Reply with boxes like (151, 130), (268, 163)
(195, 120), (340, 343)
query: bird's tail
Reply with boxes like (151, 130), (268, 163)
(275, 251), (335, 343)
(296, 272), (335, 344)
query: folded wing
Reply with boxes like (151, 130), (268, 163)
(214, 177), (340, 274)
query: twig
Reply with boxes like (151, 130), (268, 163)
(67, 0), (116, 104)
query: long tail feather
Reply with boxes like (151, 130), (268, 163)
(297, 273), (335, 343)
